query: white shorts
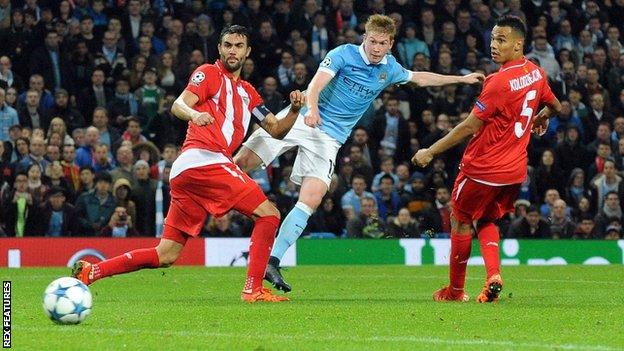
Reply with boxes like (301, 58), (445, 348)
(242, 109), (341, 188)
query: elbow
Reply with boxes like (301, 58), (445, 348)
(270, 129), (287, 140)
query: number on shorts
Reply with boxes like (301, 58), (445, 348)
(327, 159), (334, 179)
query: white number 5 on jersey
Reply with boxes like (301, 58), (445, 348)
(514, 89), (537, 138)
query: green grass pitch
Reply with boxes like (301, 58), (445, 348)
(4, 265), (624, 351)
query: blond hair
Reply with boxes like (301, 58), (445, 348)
(365, 14), (397, 40)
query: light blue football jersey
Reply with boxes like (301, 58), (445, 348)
(300, 44), (411, 144)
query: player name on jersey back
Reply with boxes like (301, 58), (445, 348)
(509, 68), (543, 92)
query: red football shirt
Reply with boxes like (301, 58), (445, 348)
(182, 60), (264, 157)
(460, 57), (556, 185)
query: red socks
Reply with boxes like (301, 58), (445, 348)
(91, 248), (160, 283)
(477, 222), (501, 278)
(244, 215), (279, 293)
(449, 233), (472, 293)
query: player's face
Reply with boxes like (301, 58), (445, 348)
(218, 34), (251, 73)
(490, 25), (523, 64)
(363, 31), (393, 64)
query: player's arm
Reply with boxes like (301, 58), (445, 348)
(532, 96), (563, 136)
(170, 89), (214, 126)
(258, 90), (306, 139)
(303, 70), (333, 127)
(412, 113), (483, 167)
(409, 71), (485, 87)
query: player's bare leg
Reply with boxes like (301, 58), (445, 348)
(265, 177), (326, 292)
(476, 220), (504, 303)
(72, 237), (184, 285)
(233, 146), (263, 173)
(433, 216), (472, 302)
(241, 199), (289, 302)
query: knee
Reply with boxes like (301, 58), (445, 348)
(299, 194), (322, 211)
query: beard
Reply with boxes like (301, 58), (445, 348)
(222, 57), (245, 72)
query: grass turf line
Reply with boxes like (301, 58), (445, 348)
(3, 265), (623, 351)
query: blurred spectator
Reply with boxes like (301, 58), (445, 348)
(594, 191), (623, 236)
(46, 117), (75, 146)
(347, 144), (373, 187)
(371, 157), (399, 192)
(45, 160), (74, 203)
(17, 135), (49, 173)
(540, 188), (562, 217)
(1, 172), (37, 236)
(0, 87), (18, 142)
(346, 196), (385, 238)
(0, 56), (25, 92)
(78, 69), (112, 123)
(259, 76), (284, 114)
(35, 186), (78, 237)
(100, 206), (139, 237)
(386, 207), (420, 238)
(419, 186), (452, 236)
(18, 89), (50, 131)
(29, 30), (73, 92)
(555, 124), (590, 177)
(535, 149), (564, 197)
(203, 213), (243, 237)
(370, 95), (409, 163)
(341, 174), (374, 221)
(75, 171), (115, 236)
(61, 144), (80, 193)
(93, 144), (114, 173)
(549, 199), (576, 239)
(374, 174), (400, 221)
(564, 168), (593, 211)
(75, 126), (100, 168)
(131, 159), (156, 236)
(307, 196), (344, 236)
(396, 22), (429, 67)
(92, 107), (121, 153)
(508, 205), (551, 239)
(590, 158), (621, 210)
(107, 79), (138, 130)
(573, 213), (598, 239)
(134, 67), (165, 138)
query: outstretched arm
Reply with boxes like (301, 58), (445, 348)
(409, 71), (485, 87)
(259, 90), (306, 139)
(412, 112), (483, 167)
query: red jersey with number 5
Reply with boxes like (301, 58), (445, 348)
(460, 57), (556, 185)
(182, 60), (264, 157)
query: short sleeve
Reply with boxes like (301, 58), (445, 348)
(317, 46), (347, 77)
(389, 60), (411, 85)
(185, 64), (221, 104)
(471, 76), (498, 122)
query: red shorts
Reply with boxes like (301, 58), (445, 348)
(163, 163), (266, 238)
(451, 171), (520, 224)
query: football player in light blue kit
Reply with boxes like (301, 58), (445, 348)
(234, 14), (484, 292)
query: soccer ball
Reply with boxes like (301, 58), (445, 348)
(42, 277), (92, 325)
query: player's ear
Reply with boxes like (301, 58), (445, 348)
(245, 45), (251, 58)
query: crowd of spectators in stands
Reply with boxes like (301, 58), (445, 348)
(1, 0), (623, 240)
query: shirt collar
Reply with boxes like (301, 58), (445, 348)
(358, 44), (388, 65)
(499, 56), (528, 71)
(216, 60), (235, 80)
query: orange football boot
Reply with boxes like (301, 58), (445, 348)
(432, 286), (470, 302)
(241, 287), (290, 303)
(477, 274), (503, 303)
(71, 260), (93, 285)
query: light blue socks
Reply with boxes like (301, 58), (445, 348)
(270, 202), (313, 260)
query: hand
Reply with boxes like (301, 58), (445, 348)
(461, 72), (485, 84)
(412, 148), (433, 168)
(191, 111), (214, 126)
(532, 108), (551, 136)
(304, 107), (321, 128)
(289, 90), (306, 113)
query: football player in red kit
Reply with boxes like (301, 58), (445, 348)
(72, 25), (305, 303)
(413, 15), (562, 302)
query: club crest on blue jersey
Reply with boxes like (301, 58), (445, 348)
(475, 100), (486, 112)
(378, 71), (387, 83)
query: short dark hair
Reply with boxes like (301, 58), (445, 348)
(526, 205), (539, 214)
(219, 25), (250, 46)
(380, 174), (395, 184)
(496, 15), (526, 39)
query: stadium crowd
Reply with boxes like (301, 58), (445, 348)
(0, 0), (623, 240)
